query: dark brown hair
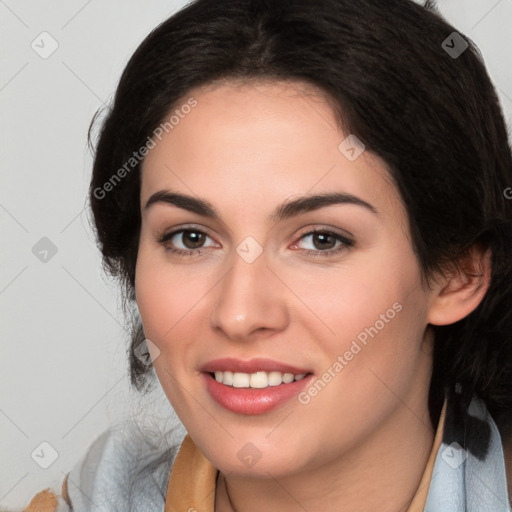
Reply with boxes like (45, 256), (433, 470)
(88, 0), (512, 446)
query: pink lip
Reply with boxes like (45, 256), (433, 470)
(200, 357), (312, 374)
(201, 372), (315, 415)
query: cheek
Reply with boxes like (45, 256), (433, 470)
(134, 244), (210, 414)
(134, 242), (207, 349)
(282, 243), (422, 347)
(287, 240), (427, 394)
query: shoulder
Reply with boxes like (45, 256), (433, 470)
(5, 419), (186, 512)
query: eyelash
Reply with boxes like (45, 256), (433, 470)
(157, 225), (354, 259)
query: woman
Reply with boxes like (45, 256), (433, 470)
(13, 0), (512, 510)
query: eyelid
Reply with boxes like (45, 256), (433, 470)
(294, 224), (355, 241)
(157, 223), (217, 242)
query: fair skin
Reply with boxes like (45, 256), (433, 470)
(135, 79), (490, 512)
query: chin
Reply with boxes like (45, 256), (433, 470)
(206, 438), (303, 478)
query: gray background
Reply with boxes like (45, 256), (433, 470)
(1, 0), (511, 507)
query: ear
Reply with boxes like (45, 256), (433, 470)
(427, 246), (492, 326)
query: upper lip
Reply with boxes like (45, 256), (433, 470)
(200, 357), (312, 375)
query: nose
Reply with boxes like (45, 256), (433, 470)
(209, 246), (290, 342)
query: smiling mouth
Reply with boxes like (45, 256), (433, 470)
(202, 369), (315, 415)
(207, 370), (312, 388)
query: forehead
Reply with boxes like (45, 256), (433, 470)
(140, 79), (403, 220)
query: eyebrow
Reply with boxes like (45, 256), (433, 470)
(144, 189), (378, 222)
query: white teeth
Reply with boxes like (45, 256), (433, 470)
(232, 372), (250, 388)
(267, 371), (283, 386)
(250, 371), (268, 388)
(212, 370), (308, 388)
(282, 373), (295, 384)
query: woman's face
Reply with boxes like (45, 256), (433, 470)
(135, 80), (436, 477)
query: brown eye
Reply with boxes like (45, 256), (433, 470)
(292, 229), (355, 258)
(157, 227), (217, 256)
(179, 230), (206, 249)
(310, 232), (337, 250)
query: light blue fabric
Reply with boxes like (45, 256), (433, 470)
(424, 396), (511, 512)
(33, 395), (512, 511)
(64, 418), (187, 512)
(62, 383), (189, 512)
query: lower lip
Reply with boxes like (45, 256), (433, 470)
(202, 372), (314, 415)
